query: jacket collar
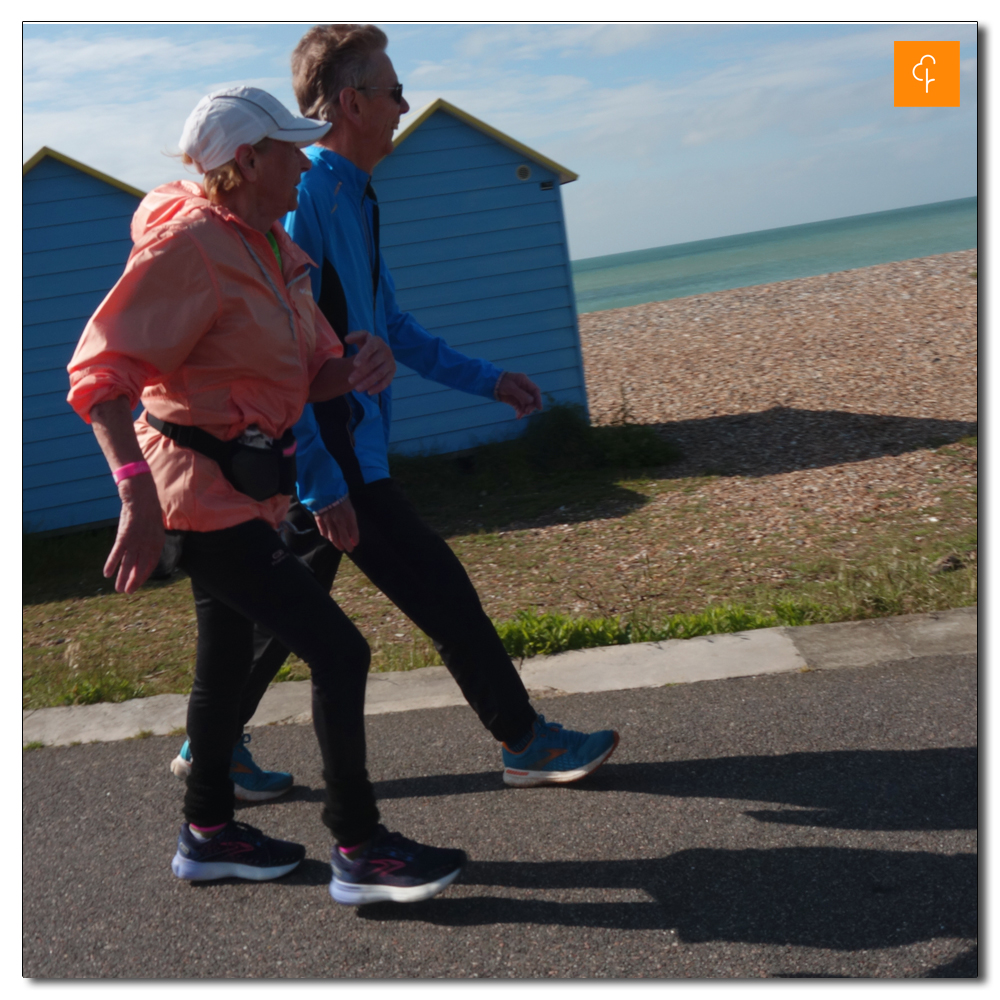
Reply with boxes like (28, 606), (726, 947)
(207, 197), (317, 280)
(307, 146), (372, 200)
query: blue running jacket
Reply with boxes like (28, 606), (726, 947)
(283, 146), (503, 511)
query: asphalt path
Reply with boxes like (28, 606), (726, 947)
(23, 654), (977, 979)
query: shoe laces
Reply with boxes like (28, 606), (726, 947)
(232, 733), (262, 772)
(371, 826), (420, 859)
(227, 821), (264, 843)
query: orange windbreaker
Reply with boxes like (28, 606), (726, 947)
(67, 181), (342, 532)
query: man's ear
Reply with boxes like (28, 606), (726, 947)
(338, 87), (365, 127)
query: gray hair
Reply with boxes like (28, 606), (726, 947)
(291, 24), (388, 123)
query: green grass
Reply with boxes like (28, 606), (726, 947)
(492, 542), (977, 660)
(23, 741), (45, 752)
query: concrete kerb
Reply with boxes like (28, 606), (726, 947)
(22, 606), (977, 748)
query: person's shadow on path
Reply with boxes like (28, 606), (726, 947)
(357, 847), (976, 953)
(365, 746), (977, 832)
(356, 746), (978, 952)
(236, 746), (978, 961)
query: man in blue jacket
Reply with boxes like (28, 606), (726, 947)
(171, 23), (618, 801)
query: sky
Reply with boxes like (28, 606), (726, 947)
(22, 21), (977, 260)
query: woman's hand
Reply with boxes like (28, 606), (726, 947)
(105, 476), (166, 594)
(89, 396), (165, 594)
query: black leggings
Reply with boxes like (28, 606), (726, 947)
(235, 479), (537, 745)
(177, 518), (378, 844)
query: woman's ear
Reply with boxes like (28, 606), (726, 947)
(232, 143), (258, 181)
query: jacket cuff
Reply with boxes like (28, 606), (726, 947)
(314, 494), (351, 515)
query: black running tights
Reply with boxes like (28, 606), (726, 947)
(177, 517), (378, 844)
(237, 479), (537, 745)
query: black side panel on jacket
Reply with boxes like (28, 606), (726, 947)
(312, 258), (366, 494)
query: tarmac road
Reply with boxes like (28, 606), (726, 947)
(22, 653), (977, 979)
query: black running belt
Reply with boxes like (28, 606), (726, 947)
(145, 413), (231, 465)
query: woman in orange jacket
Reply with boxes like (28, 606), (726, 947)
(67, 87), (466, 904)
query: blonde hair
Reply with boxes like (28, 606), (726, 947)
(182, 137), (273, 202)
(292, 24), (388, 123)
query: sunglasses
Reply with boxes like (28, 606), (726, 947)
(359, 83), (404, 105)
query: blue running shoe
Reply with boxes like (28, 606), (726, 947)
(502, 714), (619, 787)
(169, 733), (294, 801)
(171, 821), (305, 881)
(329, 825), (466, 905)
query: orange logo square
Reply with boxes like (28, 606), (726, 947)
(894, 41), (961, 107)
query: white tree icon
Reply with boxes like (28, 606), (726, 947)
(912, 54), (936, 94)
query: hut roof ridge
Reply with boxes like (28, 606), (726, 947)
(23, 146), (146, 199)
(392, 98), (578, 185)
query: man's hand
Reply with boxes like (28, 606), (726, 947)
(496, 371), (543, 419)
(346, 330), (395, 395)
(315, 497), (360, 552)
(308, 331), (395, 402)
(104, 475), (165, 594)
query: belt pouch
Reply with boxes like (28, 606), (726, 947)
(229, 443), (281, 501)
(145, 414), (293, 502)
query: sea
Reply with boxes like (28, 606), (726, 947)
(570, 196), (977, 315)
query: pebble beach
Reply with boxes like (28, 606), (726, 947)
(335, 249), (978, 648)
(575, 249), (978, 543)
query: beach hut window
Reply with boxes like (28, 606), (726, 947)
(515, 164), (532, 180)
(539, 180), (554, 190)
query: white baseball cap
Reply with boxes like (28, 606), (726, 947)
(179, 85), (331, 173)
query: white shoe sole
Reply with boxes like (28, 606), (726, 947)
(169, 753), (292, 801)
(330, 865), (463, 905)
(171, 851), (301, 882)
(169, 754), (191, 780)
(503, 732), (620, 787)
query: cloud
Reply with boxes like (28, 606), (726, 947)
(21, 22), (977, 258)
(454, 23), (679, 62)
(23, 35), (266, 106)
(399, 24), (976, 177)
(23, 69), (299, 192)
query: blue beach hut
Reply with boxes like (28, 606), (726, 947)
(22, 103), (586, 533)
(373, 98), (587, 456)
(22, 148), (144, 534)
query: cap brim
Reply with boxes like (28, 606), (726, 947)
(270, 121), (331, 145)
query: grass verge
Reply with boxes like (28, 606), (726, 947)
(23, 409), (976, 708)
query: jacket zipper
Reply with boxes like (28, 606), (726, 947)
(235, 229), (297, 342)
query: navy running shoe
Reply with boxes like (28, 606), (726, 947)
(502, 714), (619, 787)
(329, 825), (466, 905)
(170, 733), (293, 801)
(171, 821), (305, 881)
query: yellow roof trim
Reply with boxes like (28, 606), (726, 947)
(393, 98), (578, 185)
(22, 147), (146, 199)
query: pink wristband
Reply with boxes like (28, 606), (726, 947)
(112, 460), (151, 484)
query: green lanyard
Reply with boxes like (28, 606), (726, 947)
(265, 231), (282, 272)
